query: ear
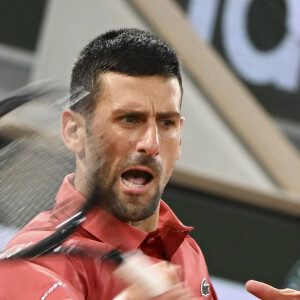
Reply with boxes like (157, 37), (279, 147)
(61, 109), (86, 155)
(176, 117), (185, 160)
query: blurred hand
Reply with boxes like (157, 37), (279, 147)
(246, 280), (300, 300)
(124, 283), (196, 300)
(114, 260), (198, 300)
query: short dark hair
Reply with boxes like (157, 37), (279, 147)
(70, 28), (182, 117)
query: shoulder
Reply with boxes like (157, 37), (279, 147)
(184, 235), (205, 256)
(3, 211), (56, 250)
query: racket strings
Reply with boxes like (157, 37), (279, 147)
(0, 83), (112, 259)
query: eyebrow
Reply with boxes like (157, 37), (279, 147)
(112, 109), (181, 118)
(157, 112), (181, 118)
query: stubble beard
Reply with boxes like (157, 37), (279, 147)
(104, 185), (161, 222)
(89, 155), (165, 222)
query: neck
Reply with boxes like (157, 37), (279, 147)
(129, 202), (160, 232)
(73, 161), (89, 196)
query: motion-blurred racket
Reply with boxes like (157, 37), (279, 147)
(0, 81), (95, 259)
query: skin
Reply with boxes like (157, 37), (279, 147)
(246, 280), (300, 300)
(62, 72), (183, 232)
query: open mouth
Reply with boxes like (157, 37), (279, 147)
(121, 169), (154, 189)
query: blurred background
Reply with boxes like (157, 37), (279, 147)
(0, 0), (299, 299)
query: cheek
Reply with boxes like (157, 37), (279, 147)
(160, 137), (181, 168)
(97, 130), (134, 169)
(162, 133), (181, 153)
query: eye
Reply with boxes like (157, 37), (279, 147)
(160, 119), (175, 127)
(120, 114), (139, 124)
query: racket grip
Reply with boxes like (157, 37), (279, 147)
(113, 250), (173, 298)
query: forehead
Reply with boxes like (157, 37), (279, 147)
(96, 73), (182, 113)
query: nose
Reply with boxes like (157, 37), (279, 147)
(136, 123), (159, 157)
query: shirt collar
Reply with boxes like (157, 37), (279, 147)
(54, 174), (193, 254)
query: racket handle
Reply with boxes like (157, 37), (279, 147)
(113, 250), (173, 298)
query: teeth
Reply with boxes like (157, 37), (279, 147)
(122, 178), (143, 188)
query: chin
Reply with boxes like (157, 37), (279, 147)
(114, 198), (160, 222)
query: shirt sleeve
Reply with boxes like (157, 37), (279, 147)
(0, 260), (84, 300)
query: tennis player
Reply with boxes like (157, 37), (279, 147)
(0, 28), (299, 300)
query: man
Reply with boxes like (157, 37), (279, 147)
(0, 28), (299, 300)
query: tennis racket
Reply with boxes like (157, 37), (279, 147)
(0, 81), (94, 259)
